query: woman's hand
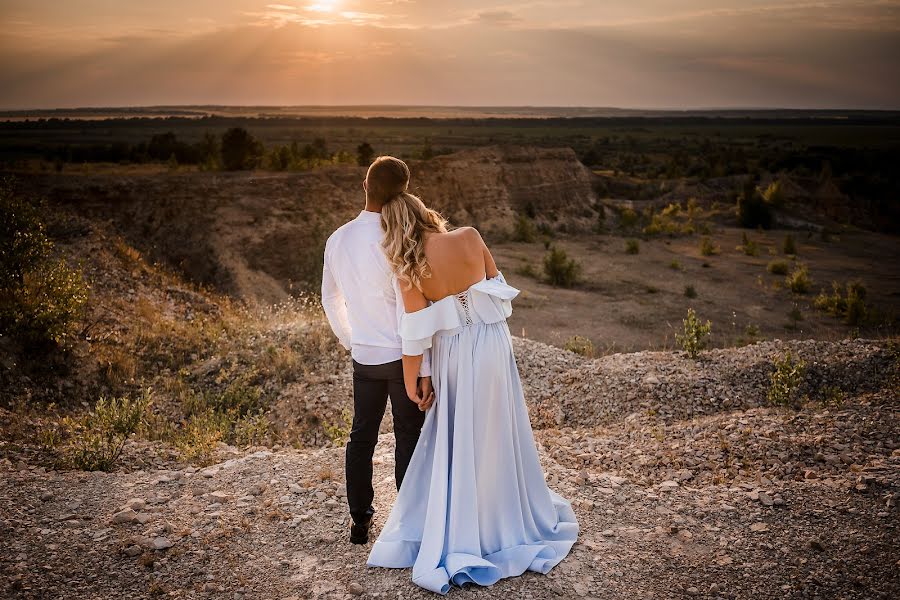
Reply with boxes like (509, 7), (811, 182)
(406, 376), (435, 411)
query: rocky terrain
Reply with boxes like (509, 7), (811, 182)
(8, 145), (598, 304)
(2, 334), (897, 599)
(1, 146), (898, 599)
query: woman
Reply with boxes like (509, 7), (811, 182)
(365, 157), (579, 595)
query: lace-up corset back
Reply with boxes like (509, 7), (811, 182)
(455, 289), (475, 326)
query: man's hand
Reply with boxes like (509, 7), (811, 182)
(417, 376), (435, 412)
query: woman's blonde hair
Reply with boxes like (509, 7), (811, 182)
(365, 156), (448, 291)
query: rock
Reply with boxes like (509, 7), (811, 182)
(686, 587), (699, 596)
(39, 492), (54, 502)
(125, 498), (147, 511)
(201, 468), (219, 478)
(758, 492), (773, 506)
(347, 582), (365, 595)
(208, 491), (229, 503)
(151, 537), (173, 550)
(111, 509), (138, 524)
(659, 480), (679, 490)
(750, 522), (769, 532)
(124, 545), (142, 557)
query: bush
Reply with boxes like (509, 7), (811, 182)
(625, 239), (640, 254)
(564, 335), (594, 357)
(736, 183), (772, 229)
(324, 407), (353, 446)
(785, 263), (812, 294)
(618, 207), (639, 229)
(515, 262), (540, 279)
(0, 176), (89, 350)
(767, 350), (805, 407)
(814, 280), (868, 325)
(669, 260), (682, 270)
(511, 215), (539, 243)
(782, 234), (797, 255)
(543, 246), (582, 287)
(684, 284), (697, 298)
(699, 236), (719, 256)
(221, 127), (264, 170)
(762, 180), (785, 207)
(739, 232), (759, 256)
(62, 388), (152, 471)
(676, 307), (711, 359)
(767, 260), (789, 275)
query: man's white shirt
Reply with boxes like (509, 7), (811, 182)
(321, 209), (431, 377)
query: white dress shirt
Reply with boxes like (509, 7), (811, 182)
(321, 209), (431, 377)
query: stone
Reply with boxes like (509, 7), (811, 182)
(126, 498), (147, 511)
(348, 582), (365, 595)
(111, 509), (138, 524)
(151, 537), (173, 550)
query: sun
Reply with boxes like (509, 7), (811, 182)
(306, 1), (339, 12)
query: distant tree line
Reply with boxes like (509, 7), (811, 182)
(19, 127), (396, 172)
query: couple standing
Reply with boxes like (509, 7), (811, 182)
(321, 156), (579, 595)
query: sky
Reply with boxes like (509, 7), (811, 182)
(1, 0), (899, 110)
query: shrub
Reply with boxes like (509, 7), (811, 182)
(676, 307), (711, 359)
(762, 180), (785, 207)
(0, 176), (89, 349)
(782, 234), (797, 255)
(221, 127), (264, 170)
(684, 284), (697, 298)
(564, 335), (595, 357)
(786, 304), (803, 330)
(736, 183), (772, 229)
(785, 263), (812, 294)
(625, 239), (640, 254)
(176, 408), (229, 464)
(767, 260), (789, 275)
(515, 262), (540, 279)
(814, 280), (868, 325)
(669, 260), (682, 270)
(543, 246), (582, 287)
(618, 207), (639, 229)
(767, 350), (805, 407)
(324, 407), (353, 446)
(699, 236), (719, 256)
(511, 215), (538, 243)
(63, 388), (153, 471)
(739, 232), (759, 256)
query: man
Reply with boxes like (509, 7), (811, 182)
(321, 156), (434, 545)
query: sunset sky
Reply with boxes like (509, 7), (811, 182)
(2, 1), (899, 110)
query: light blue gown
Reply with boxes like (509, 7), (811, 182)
(366, 271), (579, 595)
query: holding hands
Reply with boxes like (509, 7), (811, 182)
(407, 376), (435, 411)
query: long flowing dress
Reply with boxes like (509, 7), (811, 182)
(366, 271), (579, 595)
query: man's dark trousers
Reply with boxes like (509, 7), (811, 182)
(346, 358), (426, 526)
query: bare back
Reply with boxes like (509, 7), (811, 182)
(418, 227), (498, 303)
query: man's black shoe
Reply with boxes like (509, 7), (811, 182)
(350, 516), (372, 544)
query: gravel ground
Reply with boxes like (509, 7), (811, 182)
(1, 337), (897, 599)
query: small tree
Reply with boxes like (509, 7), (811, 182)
(736, 181), (772, 229)
(782, 234), (797, 255)
(767, 350), (805, 407)
(511, 215), (538, 243)
(676, 307), (711, 359)
(221, 127), (264, 171)
(543, 245), (581, 287)
(356, 142), (375, 167)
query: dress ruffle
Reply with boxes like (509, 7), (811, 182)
(398, 271), (519, 356)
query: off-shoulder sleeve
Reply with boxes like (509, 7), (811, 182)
(398, 298), (461, 356)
